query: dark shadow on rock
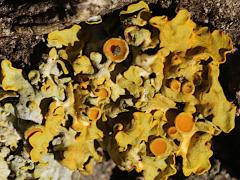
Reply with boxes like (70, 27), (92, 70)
(219, 47), (240, 101)
(212, 117), (240, 179)
(213, 47), (240, 178)
(29, 40), (48, 69)
(110, 166), (142, 180)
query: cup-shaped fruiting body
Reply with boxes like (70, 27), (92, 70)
(103, 38), (129, 63)
(149, 137), (168, 156)
(95, 87), (109, 99)
(175, 112), (194, 133)
(169, 79), (181, 93)
(181, 81), (195, 95)
(167, 126), (177, 136)
(88, 107), (101, 121)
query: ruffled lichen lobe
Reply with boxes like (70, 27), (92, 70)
(0, 1), (237, 179)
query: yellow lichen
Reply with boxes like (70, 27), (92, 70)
(73, 55), (94, 74)
(124, 26), (158, 50)
(61, 121), (103, 174)
(28, 102), (65, 162)
(182, 133), (213, 176)
(120, 1), (149, 15)
(198, 64), (236, 133)
(149, 9), (233, 63)
(1, 60), (31, 92)
(48, 25), (81, 48)
(0, 2), (236, 180)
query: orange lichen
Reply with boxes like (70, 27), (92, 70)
(103, 38), (129, 63)
(150, 138), (168, 156)
(95, 88), (109, 99)
(175, 112), (194, 132)
(88, 107), (101, 121)
(167, 126), (177, 136)
(182, 81), (195, 95)
(169, 79), (181, 92)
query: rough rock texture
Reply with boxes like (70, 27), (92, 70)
(178, 0), (240, 45)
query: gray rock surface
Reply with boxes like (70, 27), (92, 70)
(178, 0), (240, 45)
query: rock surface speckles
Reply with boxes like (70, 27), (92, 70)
(178, 0), (240, 45)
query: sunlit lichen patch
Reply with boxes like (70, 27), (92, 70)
(0, 1), (237, 179)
